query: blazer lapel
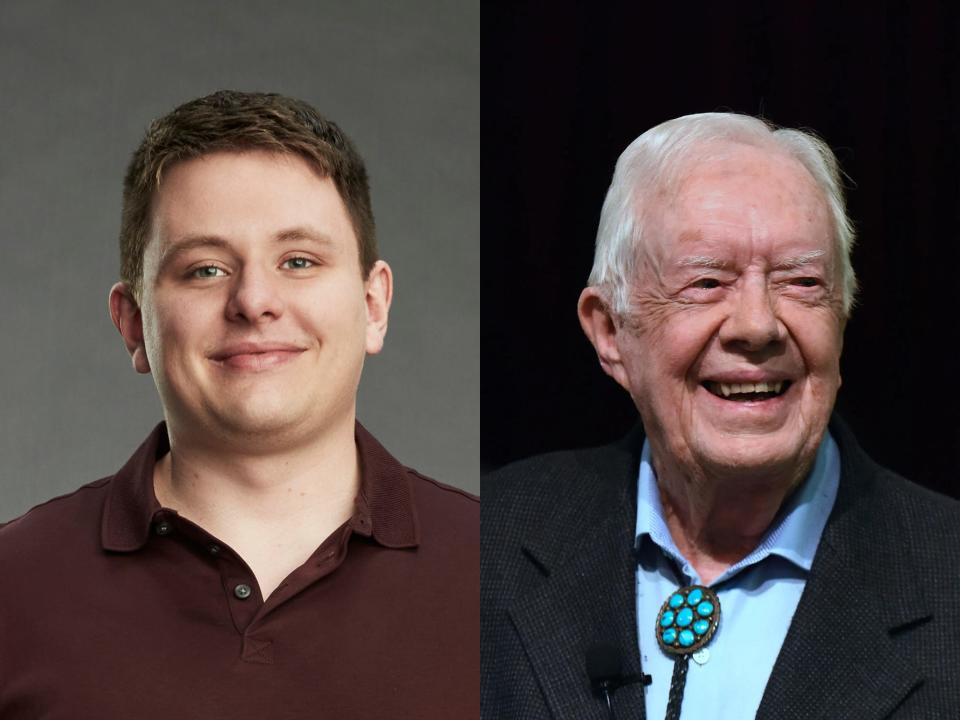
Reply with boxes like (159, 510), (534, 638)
(507, 431), (648, 720)
(758, 419), (928, 720)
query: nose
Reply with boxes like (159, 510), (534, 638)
(224, 265), (285, 324)
(718, 276), (785, 351)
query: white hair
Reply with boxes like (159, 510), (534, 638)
(588, 113), (858, 316)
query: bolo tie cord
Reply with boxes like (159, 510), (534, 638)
(664, 655), (690, 720)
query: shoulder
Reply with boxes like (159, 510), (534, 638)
(406, 468), (477, 517)
(481, 432), (641, 593)
(484, 447), (589, 497)
(483, 433), (639, 531)
(866, 463), (960, 551)
(484, 441), (633, 498)
(405, 468), (478, 547)
(832, 415), (960, 536)
(861, 464), (960, 589)
(830, 417), (960, 579)
(0, 477), (112, 572)
(831, 441), (960, 702)
(0, 477), (111, 540)
(407, 468), (478, 508)
(874, 463), (960, 518)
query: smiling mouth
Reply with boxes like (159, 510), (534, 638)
(702, 380), (792, 401)
(211, 349), (304, 371)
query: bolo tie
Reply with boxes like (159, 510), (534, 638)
(654, 584), (721, 720)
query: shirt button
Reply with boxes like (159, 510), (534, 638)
(234, 583), (252, 600)
(208, 543), (221, 555)
(154, 521), (172, 536)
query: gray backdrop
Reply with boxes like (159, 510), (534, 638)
(0, 0), (479, 522)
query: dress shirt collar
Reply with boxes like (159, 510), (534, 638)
(100, 421), (420, 552)
(635, 431), (840, 584)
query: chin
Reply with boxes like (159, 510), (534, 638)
(691, 429), (820, 482)
(212, 392), (351, 441)
(204, 390), (302, 429)
(212, 409), (301, 438)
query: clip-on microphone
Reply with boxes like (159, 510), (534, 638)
(586, 642), (652, 720)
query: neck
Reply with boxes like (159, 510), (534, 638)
(154, 415), (360, 541)
(651, 451), (808, 586)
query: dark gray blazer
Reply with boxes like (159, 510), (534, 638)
(481, 416), (960, 719)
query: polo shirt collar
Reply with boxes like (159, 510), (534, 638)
(352, 422), (421, 549)
(101, 421), (419, 552)
(635, 430), (840, 584)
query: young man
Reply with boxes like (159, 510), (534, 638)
(0, 91), (478, 718)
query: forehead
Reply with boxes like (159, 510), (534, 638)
(147, 150), (355, 256)
(650, 143), (834, 262)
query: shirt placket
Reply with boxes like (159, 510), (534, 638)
(147, 492), (377, 663)
(148, 510), (276, 663)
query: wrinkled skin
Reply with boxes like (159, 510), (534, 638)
(579, 141), (846, 572)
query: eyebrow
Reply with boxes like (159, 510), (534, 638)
(273, 226), (337, 248)
(675, 249), (827, 272)
(158, 226), (337, 270)
(158, 236), (230, 271)
(676, 255), (733, 270)
(772, 249), (827, 270)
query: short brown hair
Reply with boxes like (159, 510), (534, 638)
(120, 90), (377, 300)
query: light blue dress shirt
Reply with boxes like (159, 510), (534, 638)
(635, 432), (840, 719)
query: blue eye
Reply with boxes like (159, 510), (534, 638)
(192, 266), (226, 278)
(283, 257), (315, 270)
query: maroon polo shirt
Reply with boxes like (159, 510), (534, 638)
(0, 423), (478, 719)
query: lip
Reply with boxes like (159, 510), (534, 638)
(208, 342), (306, 372)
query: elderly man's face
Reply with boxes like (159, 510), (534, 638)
(611, 143), (844, 481)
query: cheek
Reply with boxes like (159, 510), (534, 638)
(294, 285), (366, 340)
(159, 306), (207, 346)
(139, 304), (166, 359)
(636, 310), (721, 380)
(787, 313), (844, 377)
(144, 299), (217, 371)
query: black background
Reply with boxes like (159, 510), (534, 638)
(482, 2), (960, 498)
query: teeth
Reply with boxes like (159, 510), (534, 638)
(713, 380), (787, 397)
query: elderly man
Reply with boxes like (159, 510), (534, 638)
(481, 113), (960, 719)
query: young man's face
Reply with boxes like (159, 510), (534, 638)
(111, 150), (391, 449)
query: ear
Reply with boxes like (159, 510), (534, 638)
(364, 260), (393, 355)
(837, 339), (843, 391)
(108, 282), (151, 374)
(836, 317), (845, 390)
(577, 286), (632, 392)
